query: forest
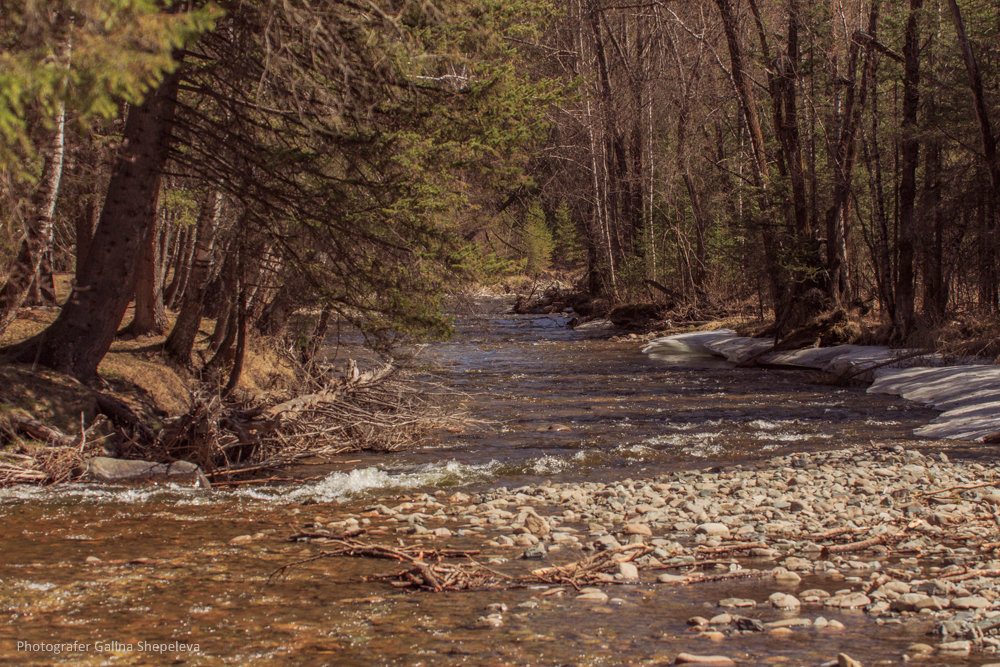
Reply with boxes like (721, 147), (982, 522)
(0, 0), (999, 478)
(3, 0), (1000, 380)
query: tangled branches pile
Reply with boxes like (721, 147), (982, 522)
(133, 361), (464, 479)
(0, 411), (108, 485)
(272, 537), (657, 593)
(0, 360), (464, 486)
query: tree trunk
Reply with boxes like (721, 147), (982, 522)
(921, 141), (946, 320)
(0, 98), (67, 336)
(163, 190), (224, 364)
(948, 0), (1000, 312)
(893, 0), (922, 343)
(123, 193), (168, 336)
(75, 193), (100, 285)
(2, 68), (181, 379)
(825, 2), (880, 306)
(223, 269), (248, 397)
(302, 308), (333, 366)
(163, 223), (192, 307)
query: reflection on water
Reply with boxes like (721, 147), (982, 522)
(1, 299), (970, 665)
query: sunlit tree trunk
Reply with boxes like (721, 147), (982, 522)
(0, 97), (67, 336)
(163, 189), (225, 364)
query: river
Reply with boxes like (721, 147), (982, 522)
(1, 301), (980, 665)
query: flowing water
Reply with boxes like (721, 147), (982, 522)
(0, 300), (979, 665)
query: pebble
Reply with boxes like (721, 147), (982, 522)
(718, 597), (756, 609)
(625, 523), (652, 536)
(617, 562), (639, 581)
(674, 653), (735, 666)
(576, 589), (609, 602)
(769, 592), (801, 610)
(696, 523), (731, 539)
(276, 446), (1000, 658)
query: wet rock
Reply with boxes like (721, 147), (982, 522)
(674, 653), (735, 666)
(718, 597), (756, 609)
(764, 617), (812, 629)
(617, 562), (639, 581)
(576, 588), (609, 602)
(768, 592), (801, 610)
(905, 643), (934, 655)
(826, 591), (870, 608)
(474, 613), (503, 628)
(85, 457), (209, 486)
(772, 567), (802, 584)
(733, 616), (765, 632)
(800, 589), (831, 603)
(937, 639), (971, 654)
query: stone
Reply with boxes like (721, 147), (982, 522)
(836, 654), (861, 667)
(617, 562), (639, 581)
(718, 597), (756, 608)
(768, 592), (801, 610)
(474, 613), (503, 628)
(576, 589), (609, 602)
(937, 640), (971, 654)
(905, 643), (934, 655)
(85, 457), (210, 487)
(891, 593), (933, 612)
(828, 592), (870, 608)
(951, 595), (990, 610)
(764, 617), (812, 629)
(696, 523), (732, 539)
(772, 567), (802, 584)
(625, 523), (652, 536)
(674, 653), (735, 666)
(800, 589), (831, 603)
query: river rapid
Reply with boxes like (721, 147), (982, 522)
(1, 300), (983, 666)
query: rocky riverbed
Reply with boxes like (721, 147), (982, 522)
(278, 443), (1000, 665)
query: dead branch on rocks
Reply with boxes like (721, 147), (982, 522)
(674, 568), (770, 585)
(530, 545), (652, 589)
(370, 561), (519, 592)
(696, 542), (768, 555)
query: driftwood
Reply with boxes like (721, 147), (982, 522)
(0, 413), (109, 485)
(137, 360), (465, 479)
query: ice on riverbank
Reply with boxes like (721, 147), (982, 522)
(644, 330), (1000, 442)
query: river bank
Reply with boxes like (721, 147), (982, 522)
(643, 329), (1000, 442)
